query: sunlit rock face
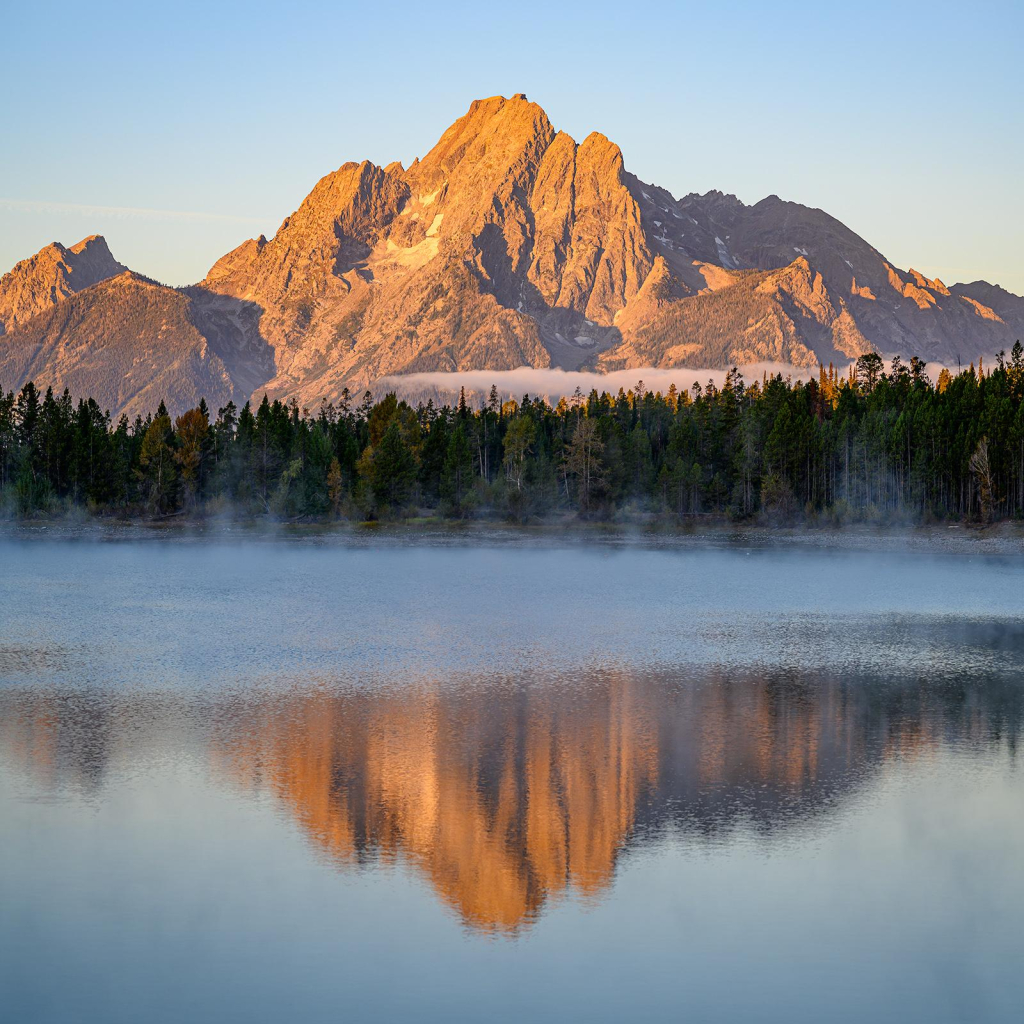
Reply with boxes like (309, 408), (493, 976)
(201, 95), (1024, 407)
(3, 96), (1024, 416)
(0, 235), (125, 334)
(197, 95), (656, 403)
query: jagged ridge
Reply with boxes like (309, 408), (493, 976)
(2, 95), (1023, 416)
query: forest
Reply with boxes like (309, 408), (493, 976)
(1, 347), (1023, 525)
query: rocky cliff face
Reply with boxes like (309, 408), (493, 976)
(0, 235), (125, 334)
(628, 188), (1024, 366)
(198, 95), (661, 406)
(199, 93), (1023, 404)
(2, 95), (1022, 416)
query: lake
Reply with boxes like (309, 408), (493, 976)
(1, 538), (1022, 1022)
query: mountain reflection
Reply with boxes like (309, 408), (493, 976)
(2, 669), (1020, 934)
(211, 676), (659, 932)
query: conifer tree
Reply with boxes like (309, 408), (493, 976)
(441, 422), (474, 512)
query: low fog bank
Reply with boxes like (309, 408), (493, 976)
(2, 516), (1022, 558)
(376, 361), (955, 406)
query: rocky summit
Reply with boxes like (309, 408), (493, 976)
(0, 235), (126, 335)
(2, 95), (1023, 415)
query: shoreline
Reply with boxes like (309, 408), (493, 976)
(2, 516), (1023, 556)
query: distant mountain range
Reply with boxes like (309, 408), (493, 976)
(2, 94), (1022, 417)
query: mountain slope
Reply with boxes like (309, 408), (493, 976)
(600, 257), (871, 370)
(2, 95), (1022, 417)
(0, 272), (271, 419)
(0, 235), (125, 334)
(201, 94), (1023, 406)
(200, 95), (660, 405)
(614, 186), (1024, 370)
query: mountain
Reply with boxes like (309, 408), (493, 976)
(0, 271), (272, 420)
(2, 95), (1022, 415)
(623, 188), (1024, 369)
(0, 235), (125, 335)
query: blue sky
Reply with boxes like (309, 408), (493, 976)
(3, 0), (1022, 292)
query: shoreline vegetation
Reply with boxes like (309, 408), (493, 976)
(2, 350), (1024, 535)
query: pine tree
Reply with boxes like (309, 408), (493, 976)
(327, 457), (344, 517)
(441, 422), (474, 512)
(564, 417), (604, 515)
(369, 421), (416, 510)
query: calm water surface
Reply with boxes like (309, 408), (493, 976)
(1, 539), (1022, 1023)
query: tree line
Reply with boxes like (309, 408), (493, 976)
(1, 345), (1023, 525)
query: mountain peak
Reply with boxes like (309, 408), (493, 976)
(416, 95), (554, 182)
(68, 234), (109, 254)
(0, 233), (126, 334)
(3, 96), (1022, 417)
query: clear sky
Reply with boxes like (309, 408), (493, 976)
(3, 0), (1022, 293)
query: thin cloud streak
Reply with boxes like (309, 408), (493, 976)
(0, 198), (268, 226)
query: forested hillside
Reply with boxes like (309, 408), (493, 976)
(2, 347), (1023, 525)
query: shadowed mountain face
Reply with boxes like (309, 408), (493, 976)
(0, 272), (274, 421)
(3, 668), (1019, 934)
(2, 95), (1023, 415)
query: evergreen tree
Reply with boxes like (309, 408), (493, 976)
(367, 421), (416, 511)
(564, 417), (604, 515)
(441, 422), (474, 513)
(2, 352), (1022, 524)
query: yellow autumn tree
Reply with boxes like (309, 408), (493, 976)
(174, 407), (209, 507)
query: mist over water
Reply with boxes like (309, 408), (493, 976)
(1, 540), (1022, 1022)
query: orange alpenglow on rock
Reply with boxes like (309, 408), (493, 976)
(0, 235), (125, 334)
(2, 95), (1023, 416)
(851, 277), (877, 300)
